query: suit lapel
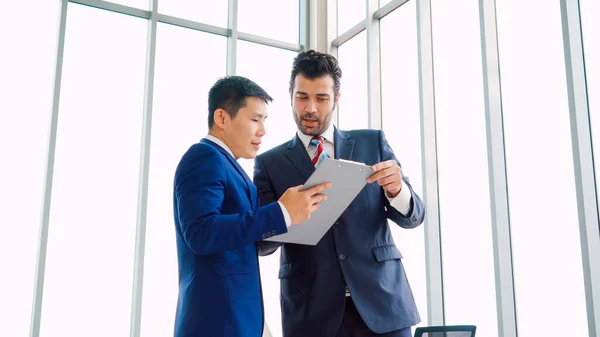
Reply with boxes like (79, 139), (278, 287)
(334, 127), (354, 160)
(201, 139), (257, 210)
(284, 135), (315, 181)
(248, 175), (258, 210)
(283, 128), (355, 181)
(225, 157), (257, 210)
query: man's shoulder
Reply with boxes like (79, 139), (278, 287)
(182, 141), (223, 160)
(342, 128), (381, 141)
(176, 141), (225, 172)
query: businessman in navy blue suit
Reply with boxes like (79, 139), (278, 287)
(254, 51), (425, 337)
(173, 76), (330, 337)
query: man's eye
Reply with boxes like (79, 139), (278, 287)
(298, 96), (307, 100)
(252, 119), (259, 122)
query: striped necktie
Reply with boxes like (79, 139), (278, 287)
(311, 136), (346, 295)
(310, 136), (329, 167)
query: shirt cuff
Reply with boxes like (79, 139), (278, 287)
(278, 201), (292, 228)
(387, 184), (412, 216)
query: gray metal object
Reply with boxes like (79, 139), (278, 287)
(416, 0), (444, 326)
(128, 0), (158, 336)
(478, 0), (518, 335)
(560, 0), (600, 335)
(29, 1), (69, 336)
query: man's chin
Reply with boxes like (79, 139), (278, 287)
(240, 152), (258, 159)
(300, 125), (320, 135)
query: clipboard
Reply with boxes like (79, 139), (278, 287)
(265, 158), (372, 245)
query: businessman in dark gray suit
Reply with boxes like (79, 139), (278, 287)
(254, 50), (425, 337)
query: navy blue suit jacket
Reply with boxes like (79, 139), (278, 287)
(254, 128), (425, 337)
(173, 139), (287, 337)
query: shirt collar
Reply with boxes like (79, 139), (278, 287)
(205, 134), (235, 159)
(296, 124), (335, 149)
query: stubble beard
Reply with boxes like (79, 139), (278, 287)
(294, 104), (335, 136)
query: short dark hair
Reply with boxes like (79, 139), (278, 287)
(289, 50), (342, 96)
(208, 76), (273, 129)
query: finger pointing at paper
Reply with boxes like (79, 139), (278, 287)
(367, 160), (403, 199)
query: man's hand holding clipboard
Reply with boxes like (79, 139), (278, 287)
(265, 158), (372, 245)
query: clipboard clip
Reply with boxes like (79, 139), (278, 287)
(337, 158), (369, 167)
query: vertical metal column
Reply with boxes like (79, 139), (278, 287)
(226, 0), (239, 75)
(366, 0), (382, 130)
(479, 0), (518, 336)
(129, 0), (158, 336)
(29, 1), (69, 336)
(315, 0), (328, 52)
(416, 0), (444, 326)
(560, 0), (600, 335)
(300, 0), (311, 50)
(327, 0), (339, 126)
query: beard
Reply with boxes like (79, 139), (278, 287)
(294, 104), (335, 136)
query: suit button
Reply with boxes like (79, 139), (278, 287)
(339, 254), (346, 260)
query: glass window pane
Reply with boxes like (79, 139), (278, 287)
(238, 0), (299, 44)
(496, 1), (588, 336)
(111, 0), (149, 9)
(337, 0), (365, 36)
(140, 24), (227, 337)
(431, 0), (498, 335)
(337, 31), (368, 130)
(581, 0), (600, 207)
(236, 41), (298, 337)
(0, 1), (58, 336)
(379, 0), (393, 8)
(39, 5), (147, 336)
(158, 1), (228, 28)
(380, 2), (427, 333)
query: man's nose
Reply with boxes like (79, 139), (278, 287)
(305, 99), (317, 113)
(257, 122), (267, 136)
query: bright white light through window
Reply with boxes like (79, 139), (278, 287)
(497, 1), (588, 335)
(39, 5), (147, 336)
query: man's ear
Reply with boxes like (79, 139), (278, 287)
(334, 93), (341, 105)
(213, 108), (229, 129)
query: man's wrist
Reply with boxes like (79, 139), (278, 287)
(385, 187), (401, 199)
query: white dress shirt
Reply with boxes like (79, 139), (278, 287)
(205, 135), (292, 227)
(295, 126), (412, 216)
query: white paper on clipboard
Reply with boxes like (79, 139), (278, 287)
(265, 158), (372, 245)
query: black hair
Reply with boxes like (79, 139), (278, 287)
(289, 50), (342, 96)
(208, 76), (273, 129)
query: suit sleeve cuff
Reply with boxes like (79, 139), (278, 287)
(387, 184), (412, 216)
(278, 201), (292, 228)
